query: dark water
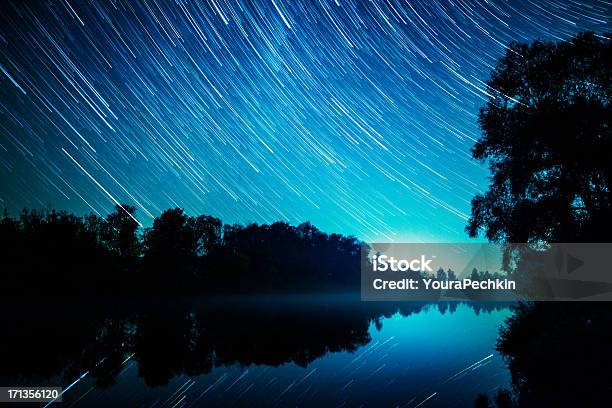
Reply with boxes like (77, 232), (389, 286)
(1, 295), (512, 407)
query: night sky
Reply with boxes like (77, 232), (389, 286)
(0, 1), (609, 242)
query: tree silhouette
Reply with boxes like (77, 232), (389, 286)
(0, 204), (363, 295)
(467, 32), (610, 243)
(102, 205), (140, 260)
(193, 214), (222, 255)
(473, 389), (515, 408)
(141, 208), (210, 291)
(467, 32), (611, 408)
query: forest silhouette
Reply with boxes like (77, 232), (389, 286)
(0, 205), (361, 295)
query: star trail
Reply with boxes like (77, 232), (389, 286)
(0, 0), (609, 241)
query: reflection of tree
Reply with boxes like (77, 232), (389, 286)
(0, 298), (508, 388)
(494, 302), (612, 407)
(466, 32), (611, 408)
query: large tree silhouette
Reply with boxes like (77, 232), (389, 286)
(469, 33), (611, 408)
(467, 32), (610, 243)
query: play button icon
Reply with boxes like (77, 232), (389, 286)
(566, 252), (584, 274)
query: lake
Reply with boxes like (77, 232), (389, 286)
(0, 295), (512, 407)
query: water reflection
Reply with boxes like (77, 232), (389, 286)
(0, 296), (511, 406)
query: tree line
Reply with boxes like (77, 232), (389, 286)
(0, 206), (361, 295)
